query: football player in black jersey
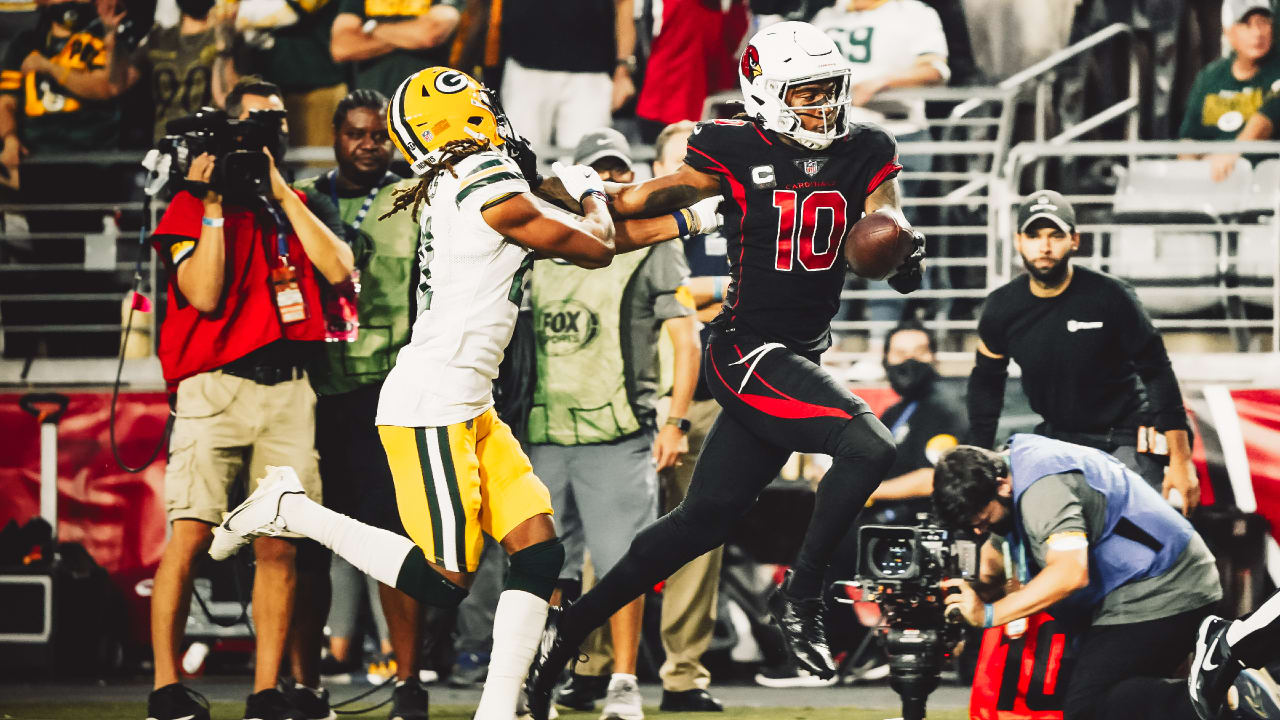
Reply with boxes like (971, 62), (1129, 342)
(526, 22), (924, 716)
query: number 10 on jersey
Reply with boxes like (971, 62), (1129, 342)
(772, 190), (848, 272)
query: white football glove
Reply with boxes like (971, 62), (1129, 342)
(551, 161), (606, 204)
(687, 197), (724, 236)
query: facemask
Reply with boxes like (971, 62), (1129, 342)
(884, 358), (937, 400)
(175, 0), (215, 19)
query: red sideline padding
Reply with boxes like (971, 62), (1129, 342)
(0, 392), (170, 644)
(971, 612), (1072, 720)
(1232, 389), (1280, 542)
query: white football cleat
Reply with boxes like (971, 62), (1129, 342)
(209, 465), (306, 561)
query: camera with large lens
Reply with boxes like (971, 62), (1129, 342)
(156, 107), (288, 201)
(850, 515), (978, 720)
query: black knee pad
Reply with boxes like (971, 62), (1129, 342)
(507, 537), (564, 602)
(827, 414), (897, 473)
(291, 538), (331, 573)
(394, 547), (469, 608)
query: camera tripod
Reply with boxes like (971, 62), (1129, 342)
(884, 626), (946, 720)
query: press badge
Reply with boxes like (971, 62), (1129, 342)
(272, 256), (308, 324)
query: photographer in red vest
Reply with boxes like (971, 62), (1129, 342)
(146, 76), (354, 720)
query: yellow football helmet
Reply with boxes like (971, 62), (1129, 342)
(388, 66), (511, 176)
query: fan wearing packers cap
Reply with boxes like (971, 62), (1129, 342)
(206, 66), (717, 720)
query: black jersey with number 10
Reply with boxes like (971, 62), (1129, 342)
(684, 119), (901, 355)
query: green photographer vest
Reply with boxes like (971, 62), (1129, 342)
(528, 248), (653, 446)
(296, 173), (420, 396)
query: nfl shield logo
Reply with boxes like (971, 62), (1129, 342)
(794, 157), (827, 177)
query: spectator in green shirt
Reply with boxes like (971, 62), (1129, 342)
(1180, 0), (1280, 178)
(251, 0), (348, 148)
(330, 0), (461, 98)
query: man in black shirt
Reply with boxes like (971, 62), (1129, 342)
(966, 190), (1200, 514)
(499, 0), (635, 150)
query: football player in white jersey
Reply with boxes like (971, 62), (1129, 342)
(206, 66), (717, 720)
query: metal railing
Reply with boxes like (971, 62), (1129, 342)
(1001, 139), (1280, 352)
(3, 22), (1266, 366)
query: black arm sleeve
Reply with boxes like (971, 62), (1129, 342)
(966, 349), (1009, 449)
(1116, 284), (1190, 433)
(1132, 334), (1190, 432)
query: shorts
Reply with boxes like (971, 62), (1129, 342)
(378, 407), (554, 573)
(316, 382), (406, 535)
(165, 370), (322, 524)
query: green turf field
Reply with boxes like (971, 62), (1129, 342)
(0, 703), (969, 720)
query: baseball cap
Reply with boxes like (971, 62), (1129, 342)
(572, 128), (633, 171)
(1222, 0), (1272, 27)
(1017, 190), (1076, 234)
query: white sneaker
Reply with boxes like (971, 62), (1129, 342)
(599, 676), (643, 720)
(209, 465), (306, 561)
(753, 665), (838, 688)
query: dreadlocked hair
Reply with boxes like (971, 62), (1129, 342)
(381, 138), (494, 222)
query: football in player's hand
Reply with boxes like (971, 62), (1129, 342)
(845, 212), (916, 280)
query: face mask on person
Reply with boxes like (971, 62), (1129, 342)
(884, 358), (937, 400)
(176, 0), (215, 19)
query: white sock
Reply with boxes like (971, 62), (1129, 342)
(1226, 589), (1280, 650)
(280, 494), (414, 588)
(611, 673), (637, 685)
(473, 590), (548, 720)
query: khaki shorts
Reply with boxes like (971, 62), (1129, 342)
(165, 371), (322, 524)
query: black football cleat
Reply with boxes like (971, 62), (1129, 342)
(660, 688), (724, 712)
(767, 570), (836, 680)
(555, 673), (608, 711)
(525, 606), (576, 720)
(146, 683), (211, 720)
(1190, 615), (1244, 720)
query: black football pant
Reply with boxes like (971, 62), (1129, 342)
(560, 329), (896, 647)
(1064, 605), (1212, 720)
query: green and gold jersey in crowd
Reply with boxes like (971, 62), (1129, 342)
(336, 0), (462, 98)
(1179, 52), (1280, 141)
(254, 0), (345, 93)
(295, 171), (421, 396)
(1, 20), (119, 152)
(141, 24), (219, 143)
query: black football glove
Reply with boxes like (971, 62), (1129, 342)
(887, 230), (926, 295)
(506, 132), (541, 187)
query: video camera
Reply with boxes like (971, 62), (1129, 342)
(155, 107), (288, 201)
(851, 515), (978, 720)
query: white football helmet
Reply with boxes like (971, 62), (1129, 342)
(739, 21), (852, 150)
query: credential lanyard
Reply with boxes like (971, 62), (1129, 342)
(328, 170), (386, 232)
(889, 400), (919, 436)
(263, 202), (290, 260)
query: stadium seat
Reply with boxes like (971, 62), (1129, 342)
(1241, 158), (1280, 217)
(1112, 158), (1252, 220)
(1107, 159), (1248, 316)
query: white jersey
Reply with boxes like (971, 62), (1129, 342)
(811, 0), (948, 136)
(377, 150), (531, 428)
